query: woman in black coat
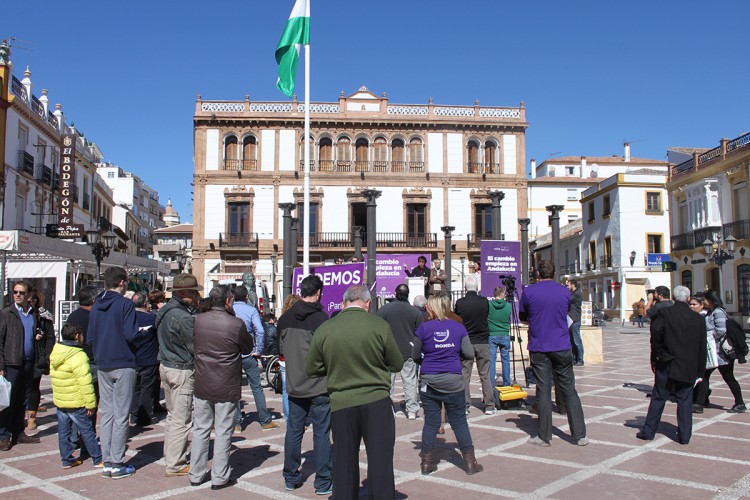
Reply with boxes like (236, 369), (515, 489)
(26, 289), (56, 430)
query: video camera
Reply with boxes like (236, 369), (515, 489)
(498, 274), (516, 293)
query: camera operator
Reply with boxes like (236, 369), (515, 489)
(646, 286), (674, 328)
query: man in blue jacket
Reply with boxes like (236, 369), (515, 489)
(87, 267), (139, 479)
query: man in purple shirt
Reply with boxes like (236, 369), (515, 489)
(519, 260), (587, 447)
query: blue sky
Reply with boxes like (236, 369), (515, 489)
(4, 1), (748, 223)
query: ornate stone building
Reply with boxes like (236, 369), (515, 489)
(192, 86), (529, 294)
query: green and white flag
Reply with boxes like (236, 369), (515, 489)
(275, 0), (310, 98)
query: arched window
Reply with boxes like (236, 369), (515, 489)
(224, 135), (239, 170)
(242, 136), (257, 170)
(298, 136), (314, 171)
(373, 137), (387, 172)
(467, 140), (480, 173)
(484, 140), (498, 173)
(409, 138), (424, 172)
(738, 264), (750, 314)
(337, 137), (351, 172)
(392, 139), (405, 172)
(681, 269), (693, 292)
(319, 138), (333, 171)
(355, 138), (369, 172)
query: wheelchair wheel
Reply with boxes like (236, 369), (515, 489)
(264, 355), (281, 390)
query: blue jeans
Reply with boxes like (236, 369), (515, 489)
(281, 364), (289, 420)
(421, 385), (473, 453)
(283, 395), (332, 490)
(637, 315), (645, 328)
(237, 356), (272, 425)
(57, 408), (102, 466)
(569, 321), (584, 363)
(488, 335), (511, 387)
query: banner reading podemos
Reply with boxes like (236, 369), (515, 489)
(480, 240), (521, 297)
(292, 262), (365, 316)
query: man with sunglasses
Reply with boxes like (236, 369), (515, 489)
(0, 281), (43, 450)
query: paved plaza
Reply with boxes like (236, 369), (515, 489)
(0, 324), (748, 499)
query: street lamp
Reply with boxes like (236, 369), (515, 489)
(629, 251), (636, 266)
(86, 228), (116, 279)
(702, 234), (736, 294)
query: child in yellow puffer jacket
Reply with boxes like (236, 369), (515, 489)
(50, 324), (102, 469)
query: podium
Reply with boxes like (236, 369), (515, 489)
(407, 277), (427, 304)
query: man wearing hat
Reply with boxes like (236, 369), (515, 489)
(156, 274), (202, 477)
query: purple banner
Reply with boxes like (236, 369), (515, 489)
(480, 240), (521, 298)
(293, 263), (366, 316)
(366, 253), (429, 299)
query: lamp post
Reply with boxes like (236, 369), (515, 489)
(460, 256), (466, 294)
(86, 228), (116, 279)
(702, 234), (736, 293)
(629, 251), (636, 266)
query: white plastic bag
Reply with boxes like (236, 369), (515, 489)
(706, 335), (719, 370)
(0, 376), (11, 411)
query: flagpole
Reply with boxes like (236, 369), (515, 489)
(302, 38), (311, 276)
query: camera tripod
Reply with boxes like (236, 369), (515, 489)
(504, 282), (529, 388)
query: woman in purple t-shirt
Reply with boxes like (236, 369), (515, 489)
(412, 294), (483, 476)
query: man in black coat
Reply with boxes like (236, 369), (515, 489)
(637, 286), (707, 445)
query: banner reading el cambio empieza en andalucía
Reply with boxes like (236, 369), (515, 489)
(293, 262), (365, 316)
(480, 240), (522, 298)
(365, 253), (426, 299)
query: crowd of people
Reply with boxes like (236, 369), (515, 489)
(0, 258), (746, 498)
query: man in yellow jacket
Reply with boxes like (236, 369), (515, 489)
(50, 324), (103, 469)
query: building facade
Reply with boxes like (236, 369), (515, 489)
(668, 132), (750, 324)
(192, 87), (529, 294)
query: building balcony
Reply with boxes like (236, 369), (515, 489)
(295, 232), (437, 249)
(467, 232), (493, 248)
(219, 232), (259, 249)
(671, 131), (750, 179)
(17, 151), (34, 176)
(693, 226), (723, 248)
(484, 162), (500, 174)
(724, 220), (750, 241)
(671, 232), (694, 251)
(223, 159), (258, 171)
(467, 162), (481, 173)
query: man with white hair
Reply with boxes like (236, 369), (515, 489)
(637, 285), (706, 445)
(455, 275), (495, 415)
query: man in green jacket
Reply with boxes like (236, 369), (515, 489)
(306, 285), (403, 500)
(488, 286), (512, 389)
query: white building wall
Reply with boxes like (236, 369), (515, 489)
(377, 187), (403, 233)
(528, 184), (587, 239)
(253, 186), (274, 238)
(427, 132), (443, 173)
(502, 135), (517, 175)
(500, 188), (519, 239)
(261, 130), (276, 172)
(321, 186), (348, 232)
(206, 129), (219, 171)
(204, 184), (229, 240)
(447, 189), (471, 236)
(278, 130), (295, 171)
(430, 189), (444, 236)
(446, 133), (462, 174)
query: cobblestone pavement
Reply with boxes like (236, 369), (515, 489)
(0, 324), (748, 499)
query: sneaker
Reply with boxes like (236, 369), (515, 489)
(234, 424), (242, 433)
(527, 436), (551, 447)
(485, 408), (497, 416)
(692, 404), (704, 414)
(406, 412), (417, 420)
(577, 437), (589, 446)
(285, 483), (300, 491)
(110, 465), (136, 480)
(728, 404), (746, 414)
(63, 459), (83, 469)
(315, 486), (334, 495)
(165, 465), (190, 477)
(94, 462), (105, 468)
(573, 362), (584, 367)
(261, 421), (280, 431)
(102, 467), (113, 478)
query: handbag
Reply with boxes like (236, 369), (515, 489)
(0, 376), (11, 411)
(706, 333), (719, 369)
(720, 334), (737, 361)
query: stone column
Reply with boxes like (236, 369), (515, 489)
(362, 189), (382, 313)
(489, 190), (505, 240)
(353, 226), (364, 261)
(518, 218), (531, 285)
(546, 205), (564, 281)
(278, 203), (295, 300)
(441, 226), (455, 293)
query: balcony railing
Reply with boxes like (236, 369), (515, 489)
(694, 226), (722, 247)
(408, 161), (424, 172)
(467, 232), (493, 248)
(219, 232), (259, 248)
(296, 232), (437, 248)
(391, 161), (407, 172)
(18, 151), (34, 175)
(467, 162), (481, 173)
(484, 162), (500, 174)
(223, 158), (258, 171)
(41, 166), (52, 185)
(372, 160), (388, 172)
(724, 220), (750, 240)
(586, 260), (596, 271)
(671, 131), (750, 178)
(298, 160), (317, 171)
(336, 160), (352, 172)
(671, 232), (694, 251)
(354, 160), (370, 172)
(319, 159), (334, 172)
